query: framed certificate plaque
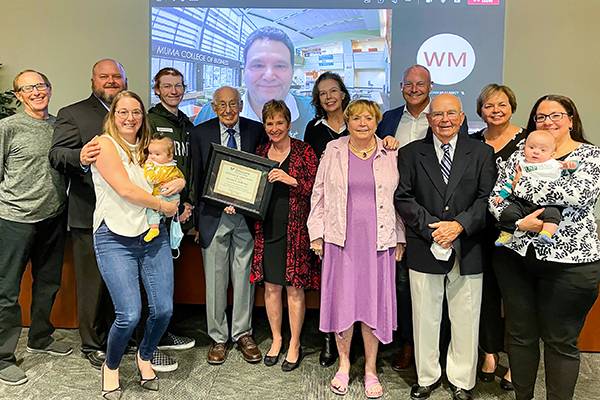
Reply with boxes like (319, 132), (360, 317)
(201, 143), (278, 219)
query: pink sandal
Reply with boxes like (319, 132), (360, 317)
(364, 373), (383, 399)
(330, 371), (349, 396)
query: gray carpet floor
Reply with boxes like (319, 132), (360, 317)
(1, 306), (598, 399)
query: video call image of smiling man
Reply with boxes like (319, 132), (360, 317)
(194, 26), (313, 139)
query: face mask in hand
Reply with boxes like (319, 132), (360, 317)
(170, 214), (184, 258)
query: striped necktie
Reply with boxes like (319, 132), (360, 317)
(226, 128), (237, 149)
(440, 143), (452, 184)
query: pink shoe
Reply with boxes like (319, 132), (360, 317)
(364, 373), (383, 399)
(330, 371), (349, 396)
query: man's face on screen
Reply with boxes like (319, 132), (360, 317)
(244, 39), (293, 107)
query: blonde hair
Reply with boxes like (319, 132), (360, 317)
(343, 99), (382, 123)
(102, 90), (150, 166)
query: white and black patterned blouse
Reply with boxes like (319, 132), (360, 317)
(489, 143), (600, 263)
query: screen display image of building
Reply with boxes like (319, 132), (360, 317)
(150, 0), (505, 135)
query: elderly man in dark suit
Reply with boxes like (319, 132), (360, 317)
(377, 65), (469, 371)
(49, 59), (126, 370)
(190, 86), (266, 365)
(395, 94), (496, 400)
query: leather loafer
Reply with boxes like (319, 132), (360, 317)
(207, 342), (229, 365)
(237, 334), (262, 363)
(319, 332), (338, 367)
(449, 383), (473, 400)
(85, 350), (106, 370)
(410, 379), (441, 399)
(281, 347), (303, 372)
(392, 343), (414, 371)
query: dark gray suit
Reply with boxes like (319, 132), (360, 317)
(49, 94), (112, 353)
(189, 116), (266, 343)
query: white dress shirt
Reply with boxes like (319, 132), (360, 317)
(395, 103), (430, 148)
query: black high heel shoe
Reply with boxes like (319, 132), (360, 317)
(101, 363), (122, 400)
(281, 347), (303, 372)
(136, 352), (159, 391)
(500, 377), (514, 391)
(319, 332), (338, 367)
(479, 353), (498, 382)
(264, 344), (283, 367)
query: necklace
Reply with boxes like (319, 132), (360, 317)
(349, 139), (377, 159)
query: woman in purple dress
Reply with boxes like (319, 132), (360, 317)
(307, 99), (406, 399)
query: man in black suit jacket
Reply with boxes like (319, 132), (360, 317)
(49, 58), (127, 370)
(377, 65), (468, 371)
(395, 94), (496, 400)
(189, 86), (266, 365)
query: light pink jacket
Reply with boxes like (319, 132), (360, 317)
(307, 136), (406, 250)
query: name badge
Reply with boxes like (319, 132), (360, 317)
(156, 127), (174, 133)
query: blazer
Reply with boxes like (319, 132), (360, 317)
(376, 104), (469, 140)
(394, 131), (496, 275)
(49, 94), (108, 229)
(307, 136), (406, 250)
(189, 116), (267, 248)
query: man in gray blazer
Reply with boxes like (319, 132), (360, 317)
(190, 86), (266, 365)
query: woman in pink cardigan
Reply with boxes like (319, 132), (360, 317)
(307, 99), (406, 399)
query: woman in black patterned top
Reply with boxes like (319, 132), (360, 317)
(489, 94), (600, 400)
(472, 84), (526, 391)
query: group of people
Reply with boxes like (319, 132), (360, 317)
(0, 54), (598, 400)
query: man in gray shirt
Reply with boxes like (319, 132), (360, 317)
(0, 70), (72, 386)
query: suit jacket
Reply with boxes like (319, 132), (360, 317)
(189, 116), (267, 248)
(394, 131), (496, 275)
(49, 94), (107, 229)
(376, 104), (469, 140)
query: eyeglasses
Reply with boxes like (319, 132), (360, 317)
(115, 109), (144, 119)
(318, 88), (341, 98)
(18, 83), (49, 93)
(429, 110), (461, 121)
(214, 101), (240, 111)
(159, 83), (185, 91)
(402, 81), (430, 90)
(533, 112), (569, 123)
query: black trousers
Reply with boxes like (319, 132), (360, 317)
(494, 246), (600, 400)
(479, 244), (508, 354)
(498, 197), (562, 232)
(396, 259), (413, 344)
(71, 228), (114, 353)
(0, 213), (67, 370)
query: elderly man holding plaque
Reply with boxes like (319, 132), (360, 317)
(189, 86), (266, 365)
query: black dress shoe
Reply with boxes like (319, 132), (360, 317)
(319, 333), (338, 367)
(478, 369), (495, 382)
(263, 351), (281, 367)
(410, 379), (441, 399)
(281, 347), (303, 372)
(500, 377), (514, 391)
(86, 350), (106, 370)
(449, 383), (473, 400)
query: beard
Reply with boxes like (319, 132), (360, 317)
(93, 85), (125, 106)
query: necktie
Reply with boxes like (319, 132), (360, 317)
(226, 128), (237, 149)
(440, 143), (452, 184)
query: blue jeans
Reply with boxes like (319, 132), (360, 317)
(93, 222), (173, 369)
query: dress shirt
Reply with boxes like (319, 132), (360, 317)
(432, 133), (458, 164)
(219, 121), (241, 151)
(395, 103), (430, 148)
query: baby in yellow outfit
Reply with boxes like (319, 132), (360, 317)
(143, 134), (184, 242)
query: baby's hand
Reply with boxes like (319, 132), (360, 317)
(559, 160), (578, 170)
